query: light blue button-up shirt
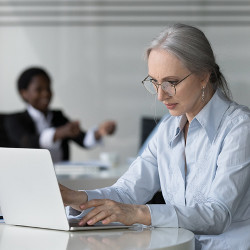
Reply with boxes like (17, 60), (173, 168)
(70, 90), (250, 250)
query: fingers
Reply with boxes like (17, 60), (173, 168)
(64, 121), (80, 137)
(78, 199), (114, 226)
(78, 199), (135, 226)
(98, 121), (116, 136)
(55, 121), (81, 140)
(82, 210), (111, 226)
(104, 121), (116, 134)
(102, 214), (116, 225)
(80, 199), (106, 210)
(68, 121), (81, 136)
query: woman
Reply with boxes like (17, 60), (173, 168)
(60, 24), (250, 249)
(5, 67), (116, 163)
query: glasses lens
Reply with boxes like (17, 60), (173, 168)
(143, 80), (157, 94)
(162, 82), (175, 96)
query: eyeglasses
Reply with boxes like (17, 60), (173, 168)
(141, 73), (192, 96)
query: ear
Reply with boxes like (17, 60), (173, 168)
(200, 71), (211, 89)
(20, 89), (29, 102)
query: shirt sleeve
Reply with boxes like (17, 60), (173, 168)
(39, 127), (61, 149)
(83, 126), (102, 148)
(67, 152), (178, 226)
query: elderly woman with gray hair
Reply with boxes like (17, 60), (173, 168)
(60, 24), (250, 250)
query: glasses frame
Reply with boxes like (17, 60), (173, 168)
(142, 72), (192, 96)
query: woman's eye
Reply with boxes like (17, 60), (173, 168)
(168, 81), (178, 85)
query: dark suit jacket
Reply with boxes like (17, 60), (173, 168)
(4, 110), (87, 160)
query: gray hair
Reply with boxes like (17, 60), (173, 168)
(146, 23), (232, 100)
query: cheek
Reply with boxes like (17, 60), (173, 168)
(31, 94), (39, 100)
(30, 95), (41, 105)
(176, 80), (201, 102)
(175, 86), (201, 112)
(175, 89), (193, 105)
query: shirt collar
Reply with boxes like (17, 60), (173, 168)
(27, 105), (52, 123)
(169, 115), (186, 147)
(169, 89), (231, 146)
(195, 89), (230, 143)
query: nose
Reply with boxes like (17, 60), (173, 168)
(157, 86), (169, 101)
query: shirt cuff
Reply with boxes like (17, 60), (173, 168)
(39, 127), (61, 149)
(147, 203), (178, 227)
(83, 127), (103, 148)
(66, 191), (95, 220)
(68, 188), (121, 220)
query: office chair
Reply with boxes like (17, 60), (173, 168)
(139, 116), (166, 204)
(0, 114), (11, 147)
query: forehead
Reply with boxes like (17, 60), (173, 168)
(29, 75), (50, 87)
(148, 49), (187, 78)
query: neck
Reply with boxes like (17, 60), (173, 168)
(28, 104), (49, 117)
(186, 85), (215, 123)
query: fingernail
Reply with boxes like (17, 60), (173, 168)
(87, 219), (93, 225)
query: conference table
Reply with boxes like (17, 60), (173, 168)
(0, 161), (195, 249)
(0, 223), (195, 250)
(55, 161), (130, 190)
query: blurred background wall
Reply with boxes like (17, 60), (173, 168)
(0, 0), (250, 163)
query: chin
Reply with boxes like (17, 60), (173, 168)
(168, 110), (183, 117)
(39, 107), (49, 114)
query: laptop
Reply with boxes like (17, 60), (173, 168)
(0, 148), (131, 231)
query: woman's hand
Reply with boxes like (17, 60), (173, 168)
(59, 183), (88, 211)
(54, 121), (81, 141)
(77, 199), (151, 226)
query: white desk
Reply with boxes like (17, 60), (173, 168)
(0, 223), (195, 250)
(55, 162), (129, 190)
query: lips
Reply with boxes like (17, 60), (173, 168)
(165, 103), (177, 110)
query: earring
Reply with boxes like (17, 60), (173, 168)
(201, 86), (205, 102)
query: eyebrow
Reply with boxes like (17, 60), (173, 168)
(148, 74), (179, 81)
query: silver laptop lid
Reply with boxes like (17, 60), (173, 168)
(0, 148), (69, 231)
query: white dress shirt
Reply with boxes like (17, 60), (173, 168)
(27, 105), (99, 163)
